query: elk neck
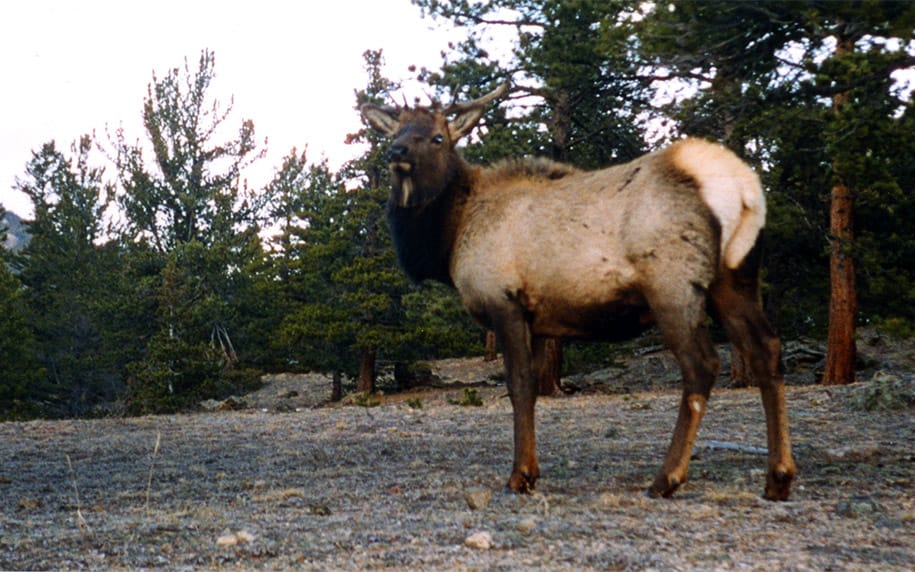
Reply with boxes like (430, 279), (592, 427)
(386, 162), (478, 286)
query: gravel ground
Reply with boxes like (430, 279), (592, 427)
(1, 373), (913, 571)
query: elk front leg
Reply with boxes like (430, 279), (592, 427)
(494, 310), (539, 493)
(507, 377), (539, 493)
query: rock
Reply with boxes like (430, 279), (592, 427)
(824, 443), (883, 463)
(464, 487), (492, 510)
(394, 361), (441, 390)
(200, 396), (246, 411)
(516, 517), (537, 535)
(465, 531), (493, 550)
(836, 496), (885, 518)
(217, 530), (256, 546)
(216, 533), (236, 546)
(235, 530), (256, 543)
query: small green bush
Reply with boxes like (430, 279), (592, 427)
(449, 388), (483, 407)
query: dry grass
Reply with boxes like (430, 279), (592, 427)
(1, 379), (912, 570)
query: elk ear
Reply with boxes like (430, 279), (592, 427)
(361, 105), (400, 137)
(445, 82), (509, 141)
(447, 107), (485, 141)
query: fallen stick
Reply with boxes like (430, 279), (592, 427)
(701, 440), (768, 455)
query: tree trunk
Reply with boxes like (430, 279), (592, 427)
(730, 350), (754, 388)
(331, 370), (343, 402)
(484, 330), (498, 362)
(822, 30), (858, 386)
(548, 90), (572, 164)
(535, 337), (563, 396)
(357, 347), (376, 393)
(822, 180), (857, 385)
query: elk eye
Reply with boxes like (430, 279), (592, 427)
(431, 134), (444, 145)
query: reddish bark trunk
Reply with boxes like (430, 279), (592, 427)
(730, 348), (753, 388)
(822, 31), (858, 386)
(357, 347), (376, 393)
(823, 181), (857, 385)
(537, 338), (563, 396)
(484, 330), (498, 362)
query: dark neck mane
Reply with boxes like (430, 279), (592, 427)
(386, 168), (474, 286)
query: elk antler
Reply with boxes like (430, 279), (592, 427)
(445, 82), (510, 114)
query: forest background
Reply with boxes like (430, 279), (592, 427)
(1, 0), (913, 419)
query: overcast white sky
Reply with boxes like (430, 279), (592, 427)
(0, 0), (463, 218)
(4, 3), (911, 222)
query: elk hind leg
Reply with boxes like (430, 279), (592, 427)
(711, 271), (796, 500)
(647, 289), (721, 498)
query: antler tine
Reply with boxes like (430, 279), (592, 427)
(422, 87), (437, 108)
(445, 82), (510, 114)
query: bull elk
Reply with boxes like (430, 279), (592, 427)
(362, 83), (795, 500)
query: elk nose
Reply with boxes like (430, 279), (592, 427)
(388, 143), (407, 163)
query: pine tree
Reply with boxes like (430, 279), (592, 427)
(111, 50), (271, 412)
(276, 159), (359, 389)
(818, 6), (915, 382)
(13, 135), (117, 416)
(639, 0), (915, 383)
(0, 263), (44, 419)
(337, 50), (414, 392)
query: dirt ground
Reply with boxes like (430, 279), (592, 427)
(1, 336), (913, 571)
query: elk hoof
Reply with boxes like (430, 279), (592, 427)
(507, 469), (538, 494)
(647, 474), (682, 499)
(763, 465), (795, 501)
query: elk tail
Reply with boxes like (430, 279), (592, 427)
(670, 138), (766, 269)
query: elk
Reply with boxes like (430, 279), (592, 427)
(362, 83), (796, 500)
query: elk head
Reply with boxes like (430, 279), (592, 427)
(361, 83), (509, 207)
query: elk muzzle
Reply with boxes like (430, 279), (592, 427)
(388, 143), (415, 207)
(388, 143), (408, 163)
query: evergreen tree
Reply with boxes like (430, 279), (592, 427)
(229, 148), (312, 371)
(818, 6), (915, 383)
(275, 159), (359, 387)
(0, 203), (6, 251)
(111, 50), (270, 412)
(0, 262), (44, 419)
(639, 1), (915, 384)
(13, 136), (117, 416)
(335, 50), (414, 392)
(113, 50), (266, 252)
(416, 0), (647, 166)
(277, 51), (484, 398)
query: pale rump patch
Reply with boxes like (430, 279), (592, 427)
(670, 139), (765, 269)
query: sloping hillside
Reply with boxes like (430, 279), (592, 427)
(2, 210), (29, 252)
